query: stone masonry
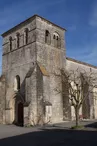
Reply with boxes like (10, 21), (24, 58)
(0, 14), (97, 125)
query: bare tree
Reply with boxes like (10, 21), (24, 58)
(55, 68), (97, 127)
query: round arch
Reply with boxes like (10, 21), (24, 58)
(14, 75), (20, 92)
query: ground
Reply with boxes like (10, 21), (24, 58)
(0, 120), (97, 146)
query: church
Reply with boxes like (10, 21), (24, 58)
(0, 14), (97, 126)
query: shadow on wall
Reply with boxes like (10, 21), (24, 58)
(0, 128), (97, 146)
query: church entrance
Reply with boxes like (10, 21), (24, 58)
(17, 102), (24, 126)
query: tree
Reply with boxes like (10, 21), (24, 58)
(55, 68), (97, 127)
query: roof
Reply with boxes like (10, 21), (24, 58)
(25, 62), (49, 78)
(26, 67), (35, 78)
(1, 14), (66, 37)
(37, 62), (49, 76)
(66, 57), (97, 69)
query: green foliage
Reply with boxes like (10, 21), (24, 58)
(71, 125), (84, 130)
(24, 124), (33, 128)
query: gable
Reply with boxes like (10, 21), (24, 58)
(37, 62), (49, 77)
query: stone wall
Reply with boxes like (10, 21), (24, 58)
(66, 58), (97, 120)
(36, 16), (66, 123)
(2, 17), (37, 124)
(1, 14), (97, 124)
(0, 75), (5, 123)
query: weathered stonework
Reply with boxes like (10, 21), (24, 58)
(0, 14), (97, 125)
(0, 75), (6, 123)
(66, 58), (97, 120)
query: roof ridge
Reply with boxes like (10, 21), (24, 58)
(66, 57), (97, 69)
(1, 14), (66, 37)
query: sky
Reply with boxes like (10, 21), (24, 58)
(0, 0), (97, 74)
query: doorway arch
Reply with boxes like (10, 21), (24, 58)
(17, 102), (24, 126)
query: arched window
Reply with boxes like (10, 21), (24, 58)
(53, 35), (55, 39)
(56, 36), (59, 40)
(45, 30), (51, 45)
(24, 28), (28, 45)
(16, 33), (20, 48)
(53, 32), (61, 48)
(14, 75), (20, 92)
(9, 36), (12, 51)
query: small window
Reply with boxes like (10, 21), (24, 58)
(56, 36), (59, 40)
(24, 28), (28, 45)
(14, 75), (20, 92)
(53, 35), (55, 39)
(45, 30), (51, 45)
(16, 33), (20, 48)
(46, 31), (49, 36)
(9, 36), (12, 51)
(53, 32), (61, 48)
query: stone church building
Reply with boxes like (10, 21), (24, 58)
(0, 14), (97, 126)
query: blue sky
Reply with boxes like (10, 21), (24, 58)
(0, 0), (97, 74)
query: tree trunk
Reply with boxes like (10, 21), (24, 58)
(75, 106), (79, 127)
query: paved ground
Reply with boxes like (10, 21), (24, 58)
(53, 119), (97, 129)
(0, 120), (97, 146)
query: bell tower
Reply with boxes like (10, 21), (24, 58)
(35, 15), (66, 122)
(1, 15), (66, 125)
